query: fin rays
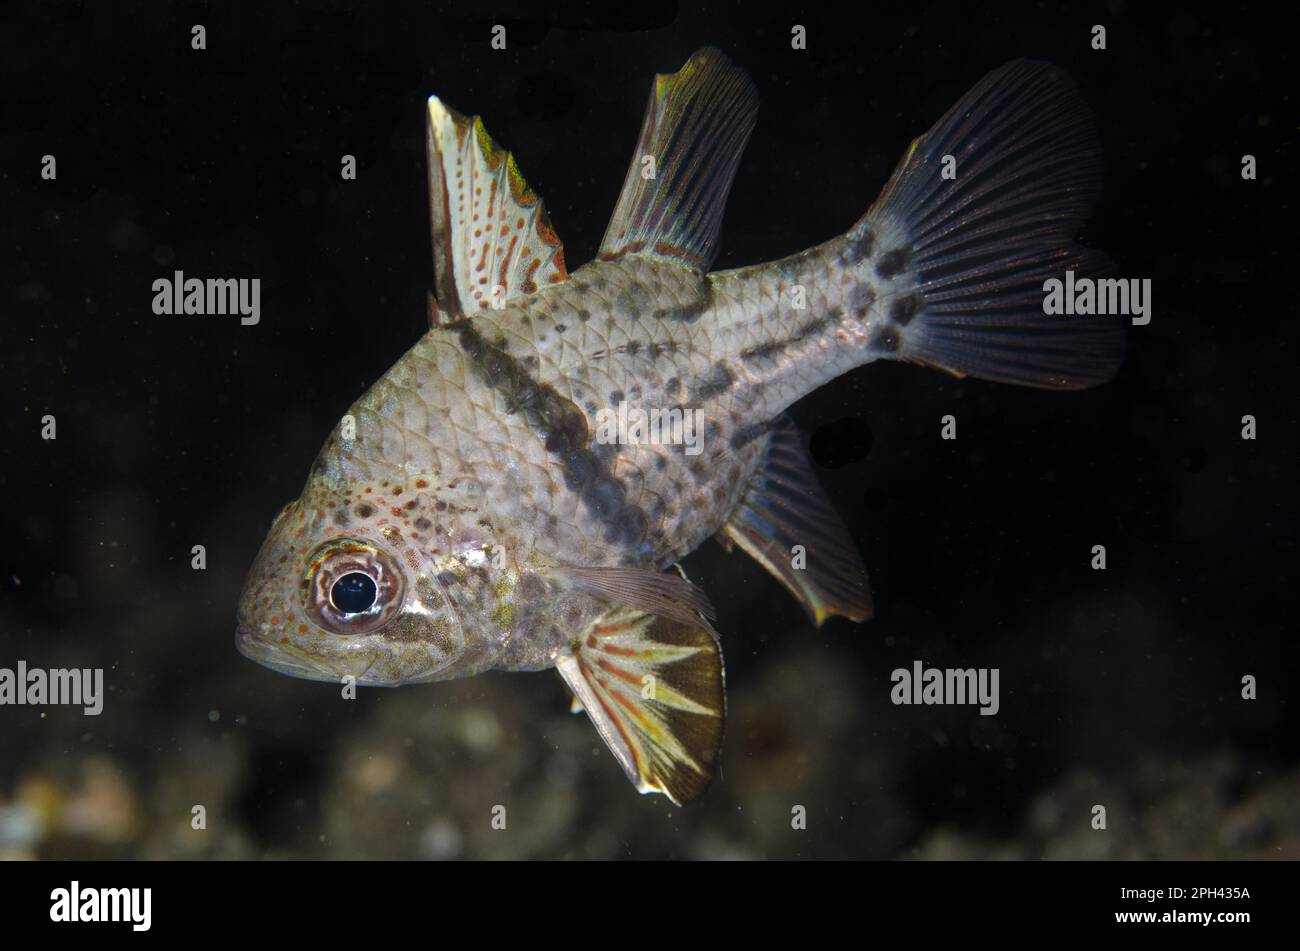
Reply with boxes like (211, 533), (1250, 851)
(426, 97), (568, 317)
(720, 416), (873, 625)
(599, 47), (759, 272)
(557, 606), (725, 805)
(863, 60), (1124, 390)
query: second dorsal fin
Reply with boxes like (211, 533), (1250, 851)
(426, 96), (569, 317)
(598, 47), (758, 273)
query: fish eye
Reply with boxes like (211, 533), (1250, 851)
(331, 572), (377, 614)
(303, 538), (405, 635)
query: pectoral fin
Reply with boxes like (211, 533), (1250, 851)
(556, 606), (725, 805)
(557, 562), (716, 627)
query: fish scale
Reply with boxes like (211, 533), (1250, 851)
(238, 49), (1123, 804)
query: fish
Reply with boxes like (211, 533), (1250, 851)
(236, 48), (1123, 804)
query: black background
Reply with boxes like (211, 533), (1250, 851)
(1, 1), (1295, 859)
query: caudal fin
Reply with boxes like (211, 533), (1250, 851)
(858, 60), (1124, 390)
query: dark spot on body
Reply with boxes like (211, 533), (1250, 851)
(741, 318), (828, 364)
(415, 517), (432, 531)
(876, 247), (911, 279)
(793, 317), (829, 342)
(655, 279), (713, 323)
(870, 326), (901, 353)
(356, 504), (375, 518)
(740, 340), (785, 363)
(890, 293), (920, 326)
(849, 283), (877, 317)
(694, 361), (735, 400)
(615, 284), (652, 317)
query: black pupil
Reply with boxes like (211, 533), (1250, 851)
(332, 572), (377, 614)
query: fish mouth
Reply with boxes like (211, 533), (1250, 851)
(235, 623), (379, 684)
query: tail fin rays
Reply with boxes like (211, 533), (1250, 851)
(863, 60), (1124, 390)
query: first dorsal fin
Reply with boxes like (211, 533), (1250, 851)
(426, 96), (569, 317)
(598, 47), (758, 272)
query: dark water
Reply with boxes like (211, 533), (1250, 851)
(2, 2), (1295, 859)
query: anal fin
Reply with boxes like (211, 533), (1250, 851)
(556, 606), (725, 805)
(719, 415), (873, 626)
